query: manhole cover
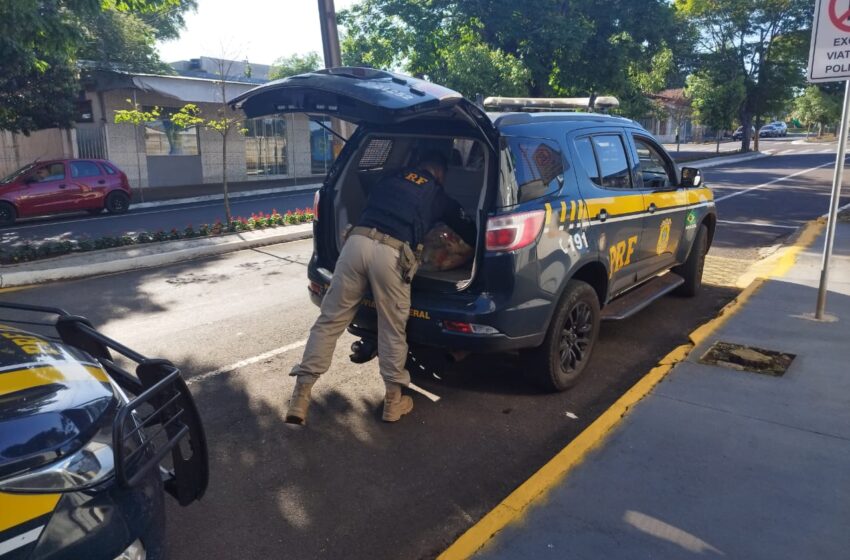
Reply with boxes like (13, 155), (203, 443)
(699, 341), (795, 376)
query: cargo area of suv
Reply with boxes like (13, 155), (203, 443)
(330, 131), (490, 289)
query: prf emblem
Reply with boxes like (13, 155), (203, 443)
(656, 218), (672, 255)
(404, 172), (429, 185)
(609, 235), (638, 277)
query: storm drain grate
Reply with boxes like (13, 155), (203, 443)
(699, 341), (795, 377)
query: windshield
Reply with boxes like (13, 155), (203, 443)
(0, 163), (37, 184)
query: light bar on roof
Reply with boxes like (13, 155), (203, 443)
(483, 96), (620, 111)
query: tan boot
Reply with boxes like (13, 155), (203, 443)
(382, 382), (413, 422)
(285, 377), (315, 425)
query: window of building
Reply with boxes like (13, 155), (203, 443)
(245, 117), (288, 176)
(70, 161), (102, 178)
(310, 118), (335, 175)
(144, 107), (200, 156)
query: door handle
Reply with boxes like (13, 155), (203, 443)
(647, 203), (657, 214)
(598, 209), (608, 222)
(59, 184), (67, 189)
(98, 179), (106, 185)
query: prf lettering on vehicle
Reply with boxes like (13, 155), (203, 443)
(609, 236), (638, 277)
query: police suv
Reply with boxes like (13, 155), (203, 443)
(231, 68), (716, 392)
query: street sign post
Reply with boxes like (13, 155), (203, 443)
(808, 0), (850, 319)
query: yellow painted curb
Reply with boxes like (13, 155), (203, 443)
(735, 219), (825, 289)
(438, 219), (825, 560)
(0, 286), (32, 294)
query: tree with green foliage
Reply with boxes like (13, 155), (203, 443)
(676, 0), (812, 152)
(793, 86), (842, 138)
(78, 8), (173, 74)
(338, 0), (687, 117)
(269, 52), (322, 80)
(0, 0), (192, 134)
(686, 70), (745, 152)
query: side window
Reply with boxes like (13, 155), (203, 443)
(591, 135), (631, 189)
(574, 137), (601, 186)
(504, 137), (566, 203)
(71, 161), (102, 178)
(32, 163), (65, 183)
(102, 163), (117, 175)
(633, 137), (675, 190)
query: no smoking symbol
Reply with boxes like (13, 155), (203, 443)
(829, 0), (850, 32)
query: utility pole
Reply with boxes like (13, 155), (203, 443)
(317, 0), (342, 68)
(317, 0), (348, 155)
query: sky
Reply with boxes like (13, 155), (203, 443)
(156, 0), (360, 66)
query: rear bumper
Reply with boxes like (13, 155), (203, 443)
(308, 263), (547, 353)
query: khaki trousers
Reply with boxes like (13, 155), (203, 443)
(291, 234), (412, 386)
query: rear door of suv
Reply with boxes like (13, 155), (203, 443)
(570, 129), (644, 296)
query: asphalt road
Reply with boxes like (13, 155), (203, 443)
(1, 138), (847, 559)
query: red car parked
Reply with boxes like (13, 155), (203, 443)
(0, 158), (132, 225)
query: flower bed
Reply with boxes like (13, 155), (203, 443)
(0, 209), (313, 265)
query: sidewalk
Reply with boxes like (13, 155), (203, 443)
(665, 140), (741, 163)
(443, 219), (850, 559)
(130, 175), (322, 208)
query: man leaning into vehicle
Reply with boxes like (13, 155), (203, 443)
(285, 151), (473, 424)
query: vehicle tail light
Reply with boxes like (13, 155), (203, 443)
(485, 210), (546, 252)
(443, 320), (473, 334)
(313, 190), (320, 221)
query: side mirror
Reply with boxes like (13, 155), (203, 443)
(680, 167), (702, 188)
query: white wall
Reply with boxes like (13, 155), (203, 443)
(0, 129), (77, 177)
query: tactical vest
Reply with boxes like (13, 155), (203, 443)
(358, 168), (442, 246)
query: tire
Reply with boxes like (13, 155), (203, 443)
(0, 202), (16, 226)
(522, 280), (600, 392)
(673, 223), (708, 297)
(87, 207), (104, 215)
(105, 191), (130, 214)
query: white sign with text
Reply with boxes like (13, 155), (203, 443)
(809, 0), (850, 82)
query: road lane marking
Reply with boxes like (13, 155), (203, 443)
(188, 338), (308, 385)
(5, 192), (315, 233)
(717, 219), (798, 229)
(797, 148), (814, 154)
(714, 161), (835, 202)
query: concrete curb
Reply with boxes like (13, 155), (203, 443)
(687, 150), (769, 169)
(132, 182), (321, 210)
(0, 223), (314, 288)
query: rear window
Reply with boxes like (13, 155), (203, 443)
(71, 161), (102, 178)
(358, 138), (393, 169)
(502, 137), (565, 204)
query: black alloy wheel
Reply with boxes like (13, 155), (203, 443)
(559, 301), (594, 374)
(524, 280), (601, 392)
